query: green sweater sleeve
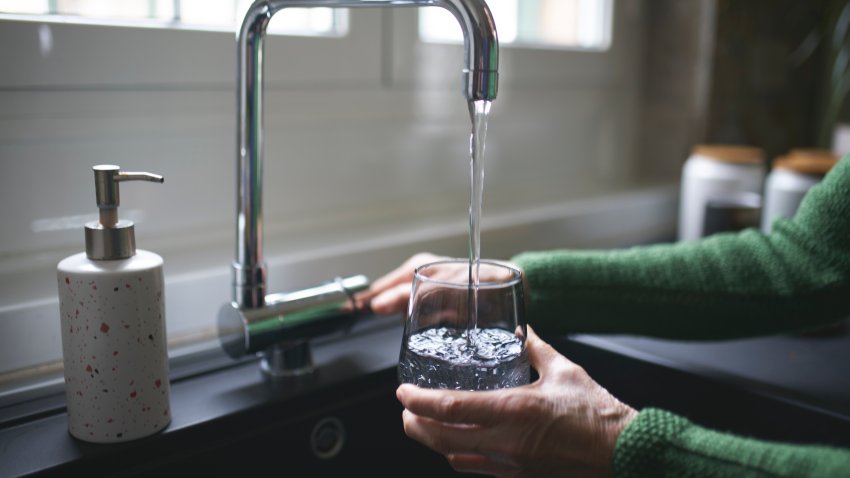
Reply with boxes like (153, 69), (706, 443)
(512, 156), (850, 340)
(613, 408), (850, 477)
(510, 158), (850, 477)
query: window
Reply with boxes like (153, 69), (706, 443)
(420, 0), (612, 50)
(0, 0), (348, 37)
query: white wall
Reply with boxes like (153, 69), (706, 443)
(0, 3), (680, 383)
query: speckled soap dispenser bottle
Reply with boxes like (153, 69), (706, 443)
(57, 165), (171, 443)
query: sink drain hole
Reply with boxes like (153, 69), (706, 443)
(310, 417), (345, 460)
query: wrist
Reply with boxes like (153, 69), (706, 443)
(601, 404), (638, 477)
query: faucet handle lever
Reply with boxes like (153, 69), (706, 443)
(218, 274), (370, 366)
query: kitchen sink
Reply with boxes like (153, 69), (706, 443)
(5, 316), (849, 477)
(141, 368), (467, 477)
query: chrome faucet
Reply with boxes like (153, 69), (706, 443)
(219, 0), (498, 378)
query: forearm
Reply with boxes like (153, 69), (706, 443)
(613, 408), (850, 478)
(513, 229), (849, 339)
(512, 158), (850, 340)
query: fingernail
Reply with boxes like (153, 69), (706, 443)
(371, 297), (388, 314)
(353, 298), (369, 312)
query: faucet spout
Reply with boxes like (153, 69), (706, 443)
(233, 0), (498, 308)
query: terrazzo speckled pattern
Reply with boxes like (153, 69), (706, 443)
(57, 250), (171, 443)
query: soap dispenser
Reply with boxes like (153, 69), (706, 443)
(57, 165), (171, 443)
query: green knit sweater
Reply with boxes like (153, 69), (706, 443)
(512, 156), (850, 477)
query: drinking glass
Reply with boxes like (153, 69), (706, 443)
(398, 259), (529, 390)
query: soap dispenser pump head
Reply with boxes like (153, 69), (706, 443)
(85, 164), (164, 260)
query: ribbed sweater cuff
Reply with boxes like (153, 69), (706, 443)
(612, 408), (690, 477)
(612, 408), (850, 477)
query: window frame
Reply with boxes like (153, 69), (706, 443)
(390, 0), (637, 90)
(0, 9), (381, 89)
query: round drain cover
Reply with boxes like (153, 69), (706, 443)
(310, 417), (345, 459)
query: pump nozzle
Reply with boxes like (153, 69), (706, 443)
(86, 165), (164, 260)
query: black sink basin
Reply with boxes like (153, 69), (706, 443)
(5, 317), (477, 477)
(152, 368), (466, 476)
(5, 316), (849, 477)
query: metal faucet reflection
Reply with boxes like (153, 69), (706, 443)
(219, 0), (498, 379)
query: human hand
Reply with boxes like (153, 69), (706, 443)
(355, 253), (525, 316)
(396, 327), (637, 478)
(354, 253), (448, 315)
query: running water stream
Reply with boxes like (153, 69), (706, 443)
(397, 99), (531, 390)
(467, 99), (491, 350)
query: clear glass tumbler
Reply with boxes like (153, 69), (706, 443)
(398, 259), (529, 390)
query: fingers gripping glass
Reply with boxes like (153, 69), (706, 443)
(398, 259), (530, 390)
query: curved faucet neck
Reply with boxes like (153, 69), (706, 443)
(233, 0), (499, 308)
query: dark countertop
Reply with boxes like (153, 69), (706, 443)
(552, 318), (850, 448)
(2, 316), (849, 476)
(0, 315), (408, 477)
(576, 322), (850, 418)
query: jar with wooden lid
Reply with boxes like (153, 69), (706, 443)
(760, 149), (838, 234)
(678, 144), (766, 241)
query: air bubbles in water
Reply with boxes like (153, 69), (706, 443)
(399, 326), (529, 390)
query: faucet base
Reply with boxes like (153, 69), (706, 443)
(260, 342), (314, 378)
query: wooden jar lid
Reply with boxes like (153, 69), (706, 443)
(691, 144), (765, 165)
(774, 149), (838, 175)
